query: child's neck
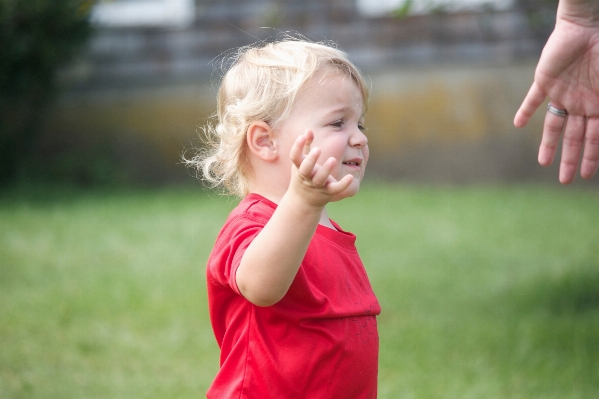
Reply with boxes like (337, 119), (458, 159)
(250, 190), (336, 230)
(318, 208), (337, 230)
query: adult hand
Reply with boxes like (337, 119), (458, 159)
(514, 0), (599, 184)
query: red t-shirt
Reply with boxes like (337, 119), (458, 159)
(206, 194), (381, 399)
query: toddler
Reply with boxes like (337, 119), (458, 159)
(189, 38), (381, 398)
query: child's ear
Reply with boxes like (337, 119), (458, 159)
(247, 121), (277, 161)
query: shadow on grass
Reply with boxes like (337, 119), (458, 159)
(0, 182), (204, 207)
(514, 264), (599, 315)
(0, 182), (121, 206)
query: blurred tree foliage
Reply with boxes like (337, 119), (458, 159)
(0, 0), (92, 185)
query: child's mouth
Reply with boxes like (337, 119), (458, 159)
(342, 159), (362, 167)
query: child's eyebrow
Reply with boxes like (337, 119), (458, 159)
(322, 105), (363, 119)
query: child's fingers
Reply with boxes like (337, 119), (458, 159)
(303, 130), (314, 155)
(290, 134), (308, 168)
(327, 174), (354, 194)
(297, 147), (321, 179)
(290, 131), (316, 169)
(310, 157), (336, 186)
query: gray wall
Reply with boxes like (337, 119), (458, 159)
(44, 1), (594, 186)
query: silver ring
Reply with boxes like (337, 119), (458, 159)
(547, 102), (568, 117)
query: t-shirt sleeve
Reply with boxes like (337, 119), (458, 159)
(207, 215), (265, 296)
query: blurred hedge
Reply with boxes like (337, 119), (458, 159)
(0, 0), (92, 185)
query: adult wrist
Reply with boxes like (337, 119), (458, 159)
(558, 0), (599, 25)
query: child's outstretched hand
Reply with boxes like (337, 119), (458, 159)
(288, 131), (353, 208)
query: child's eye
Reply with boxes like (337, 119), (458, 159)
(329, 120), (367, 132)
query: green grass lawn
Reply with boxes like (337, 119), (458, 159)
(1, 183), (598, 398)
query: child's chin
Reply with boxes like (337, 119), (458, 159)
(331, 181), (361, 202)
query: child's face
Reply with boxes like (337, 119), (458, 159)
(274, 70), (369, 201)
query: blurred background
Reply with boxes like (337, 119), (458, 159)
(3, 0), (592, 188)
(3, 2), (599, 398)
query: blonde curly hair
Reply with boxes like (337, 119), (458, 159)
(185, 38), (369, 197)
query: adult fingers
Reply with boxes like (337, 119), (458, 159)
(538, 103), (567, 166)
(580, 116), (599, 180)
(514, 82), (545, 128)
(559, 114), (586, 185)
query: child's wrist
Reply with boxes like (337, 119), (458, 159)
(282, 187), (327, 215)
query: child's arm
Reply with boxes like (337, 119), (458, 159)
(235, 131), (353, 307)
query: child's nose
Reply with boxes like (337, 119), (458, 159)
(350, 128), (368, 148)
